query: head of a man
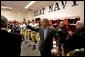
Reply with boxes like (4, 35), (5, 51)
(59, 21), (64, 28)
(1, 16), (8, 28)
(27, 20), (30, 24)
(76, 20), (84, 30)
(32, 19), (35, 24)
(41, 18), (49, 27)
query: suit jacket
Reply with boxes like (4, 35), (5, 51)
(57, 26), (68, 44)
(0, 30), (22, 56)
(27, 25), (60, 52)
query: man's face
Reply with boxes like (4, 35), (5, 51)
(60, 22), (64, 27)
(41, 20), (47, 27)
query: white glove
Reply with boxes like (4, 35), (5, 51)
(58, 28), (62, 31)
(68, 31), (73, 36)
(8, 29), (11, 32)
(51, 47), (58, 56)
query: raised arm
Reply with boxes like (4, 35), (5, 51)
(26, 25), (39, 32)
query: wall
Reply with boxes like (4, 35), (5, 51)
(1, 9), (34, 22)
(26, 10), (35, 21)
(34, 1), (84, 21)
(1, 1), (84, 22)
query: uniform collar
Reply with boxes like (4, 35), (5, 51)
(1, 27), (8, 31)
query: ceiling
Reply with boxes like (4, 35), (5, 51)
(1, 1), (55, 11)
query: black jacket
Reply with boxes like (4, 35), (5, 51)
(64, 28), (84, 52)
(0, 30), (22, 56)
(57, 26), (68, 44)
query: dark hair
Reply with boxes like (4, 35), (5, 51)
(1, 16), (8, 28)
(32, 19), (34, 21)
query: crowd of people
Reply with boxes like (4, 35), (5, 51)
(7, 18), (40, 50)
(1, 15), (84, 56)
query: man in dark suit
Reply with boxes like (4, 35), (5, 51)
(57, 21), (68, 44)
(0, 16), (22, 56)
(64, 20), (84, 56)
(57, 21), (68, 56)
(27, 18), (60, 56)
